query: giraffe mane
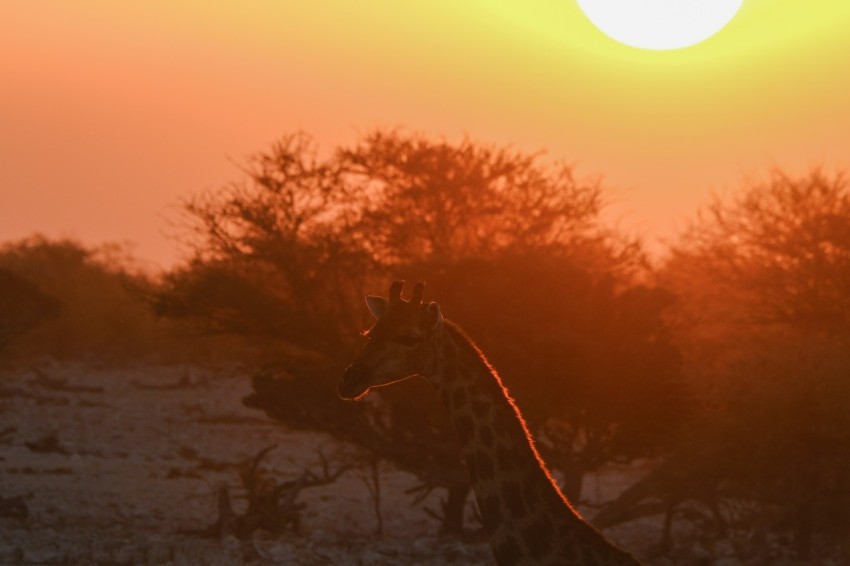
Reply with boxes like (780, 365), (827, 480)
(442, 319), (583, 517)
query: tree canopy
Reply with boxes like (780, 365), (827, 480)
(647, 169), (850, 559)
(154, 129), (686, 527)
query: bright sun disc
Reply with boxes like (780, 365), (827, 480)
(577, 0), (744, 50)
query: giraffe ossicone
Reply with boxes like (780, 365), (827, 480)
(339, 281), (640, 565)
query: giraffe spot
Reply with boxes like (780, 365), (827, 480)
(501, 480), (527, 517)
(496, 444), (516, 471)
(556, 541), (577, 563)
(523, 516), (555, 559)
(445, 364), (458, 380)
(472, 376), (501, 398)
(522, 480), (541, 506)
(475, 451), (495, 481)
(492, 418), (511, 439)
(471, 399), (490, 419)
(446, 344), (459, 360)
(479, 495), (501, 533)
(493, 534), (522, 565)
(440, 387), (452, 405)
(480, 426), (494, 448)
(454, 415), (474, 445)
(452, 387), (468, 410)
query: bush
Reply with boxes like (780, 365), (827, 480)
(0, 267), (60, 354)
(0, 236), (190, 362)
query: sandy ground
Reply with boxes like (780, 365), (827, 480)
(0, 363), (660, 565)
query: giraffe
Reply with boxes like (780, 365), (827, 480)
(338, 281), (640, 565)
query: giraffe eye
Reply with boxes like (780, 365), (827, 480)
(396, 334), (421, 347)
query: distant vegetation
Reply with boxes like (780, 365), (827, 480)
(0, 266), (60, 353)
(0, 236), (226, 363)
(655, 169), (850, 559)
(3, 131), (848, 562)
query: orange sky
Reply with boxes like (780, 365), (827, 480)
(2, 1), (850, 269)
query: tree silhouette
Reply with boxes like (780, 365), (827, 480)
(0, 236), (170, 360)
(340, 130), (609, 264)
(647, 169), (850, 560)
(156, 133), (371, 355)
(156, 129), (686, 533)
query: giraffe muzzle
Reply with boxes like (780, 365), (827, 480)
(338, 364), (368, 400)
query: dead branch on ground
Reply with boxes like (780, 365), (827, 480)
(357, 458), (383, 536)
(193, 445), (350, 539)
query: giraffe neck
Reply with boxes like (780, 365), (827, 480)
(427, 321), (639, 566)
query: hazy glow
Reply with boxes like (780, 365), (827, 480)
(2, 1), (850, 266)
(577, 0), (744, 50)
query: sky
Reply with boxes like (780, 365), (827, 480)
(2, 1), (850, 270)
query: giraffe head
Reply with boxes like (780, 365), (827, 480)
(338, 280), (444, 400)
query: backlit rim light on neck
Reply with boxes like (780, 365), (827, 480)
(576, 0), (745, 50)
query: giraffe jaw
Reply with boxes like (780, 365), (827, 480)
(338, 365), (421, 400)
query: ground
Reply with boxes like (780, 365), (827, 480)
(0, 362), (665, 565)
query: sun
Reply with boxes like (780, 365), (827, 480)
(576, 0), (744, 50)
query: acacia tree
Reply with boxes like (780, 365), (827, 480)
(157, 129), (686, 533)
(341, 130), (684, 502)
(339, 130), (609, 264)
(650, 169), (850, 560)
(156, 133), (371, 355)
(669, 168), (850, 335)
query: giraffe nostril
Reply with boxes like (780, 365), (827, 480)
(342, 365), (366, 389)
(343, 365), (359, 382)
(339, 365), (369, 399)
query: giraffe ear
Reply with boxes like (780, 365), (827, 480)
(365, 295), (388, 319)
(426, 301), (444, 329)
